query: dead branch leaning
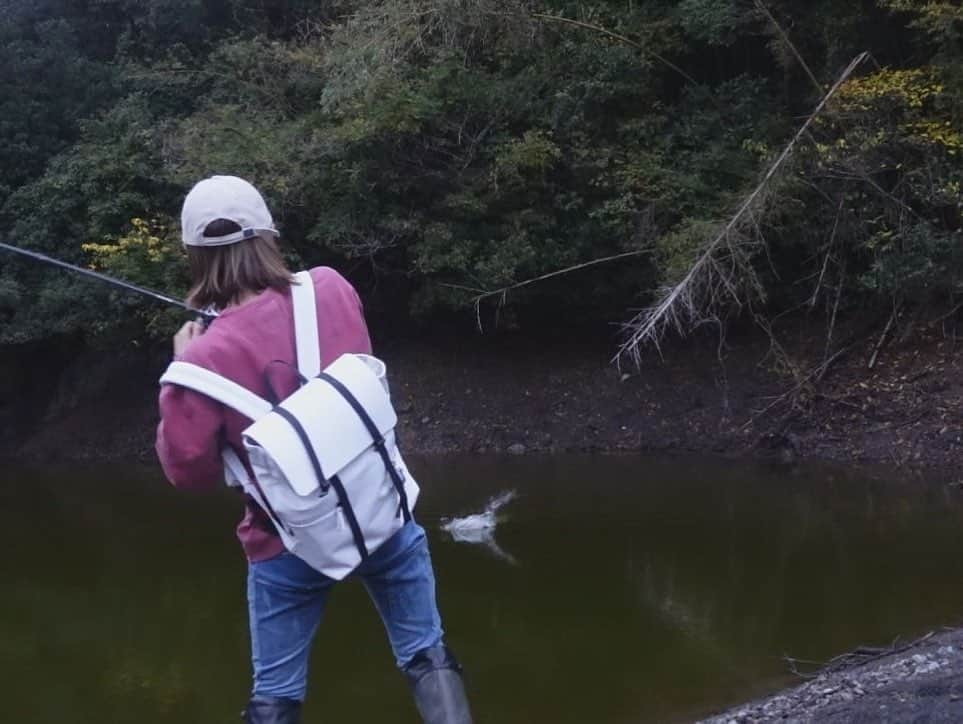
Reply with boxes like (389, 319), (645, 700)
(617, 52), (871, 367)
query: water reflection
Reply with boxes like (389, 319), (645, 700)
(2, 457), (963, 723)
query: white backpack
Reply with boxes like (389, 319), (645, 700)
(159, 271), (419, 580)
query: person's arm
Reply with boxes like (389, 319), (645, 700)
(155, 320), (224, 490)
(156, 384), (225, 490)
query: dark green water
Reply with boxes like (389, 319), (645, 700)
(4, 456), (963, 723)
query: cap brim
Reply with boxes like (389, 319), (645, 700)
(184, 227), (280, 247)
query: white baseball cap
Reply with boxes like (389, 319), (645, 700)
(180, 175), (280, 247)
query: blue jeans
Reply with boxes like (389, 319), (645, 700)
(247, 521), (445, 701)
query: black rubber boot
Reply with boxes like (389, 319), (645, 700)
(404, 645), (473, 724)
(240, 695), (302, 724)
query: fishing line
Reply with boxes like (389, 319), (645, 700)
(0, 241), (215, 320)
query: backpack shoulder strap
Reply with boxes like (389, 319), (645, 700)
(291, 270), (321, 378)
(160, 361), (272, 421)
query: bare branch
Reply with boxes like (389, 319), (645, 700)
(617, 52), (871, 366)
(442, 249), (654, 331)
(754, 0), (822, 94)
(868, 300), (900, 370)
(809, 197), (844, 309)
(468, 249), (654, 303)
(743, 341), (856, 429)
(824, 258), (845, 367)
(531, 13), (700, 87)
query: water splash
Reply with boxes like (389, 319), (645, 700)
(441, 490), (518, 565)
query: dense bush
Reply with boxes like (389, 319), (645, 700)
(0, 0), (959, 345)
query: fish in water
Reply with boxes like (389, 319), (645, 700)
(441, 490), (518, 565)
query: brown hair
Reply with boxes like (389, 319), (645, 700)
(186, 219), (294, 310)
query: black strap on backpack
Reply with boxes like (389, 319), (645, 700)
(271, 405), (370, 562)
(317, 372), (413, 524)
(260, 345), (410, 561)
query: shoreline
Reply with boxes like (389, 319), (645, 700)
(3, 327), (961, 476)
(700, 628), (963, 723)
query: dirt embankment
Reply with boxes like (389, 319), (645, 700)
(1, 324), (962, 476)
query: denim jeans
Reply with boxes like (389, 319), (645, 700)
(247, 520), (445, 701)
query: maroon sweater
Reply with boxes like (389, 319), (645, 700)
(155, 267), (372, 562)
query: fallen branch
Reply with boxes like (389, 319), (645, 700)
(927, 299), (963, 326)
(743, 341), (858, 429)
(784, 631), (935, 680)
(868, 301), (900, 370)
(618, 52), (870, 366)
(825, 257), (846, 366)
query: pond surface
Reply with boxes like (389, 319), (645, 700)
(4, 456), (963, 723)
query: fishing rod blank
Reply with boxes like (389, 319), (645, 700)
(0, 241), (214, 319)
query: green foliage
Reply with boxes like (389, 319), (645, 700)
(675, 0), (751, 46)
(0, 0), (961, 345)
(0, 13), (114, 207)
(881, 1), (963, 46)
(775, 62), (963, 310)
(82, 217), (191, 337)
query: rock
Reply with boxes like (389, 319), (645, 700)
(507, 443), (526, 455)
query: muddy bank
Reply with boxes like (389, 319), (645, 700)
(702, 629), (963, 723)
(1, 326), (962, 473)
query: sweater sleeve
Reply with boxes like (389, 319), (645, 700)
(155, 382), (225, 491)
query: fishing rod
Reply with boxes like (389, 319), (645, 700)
(0, 241), (215, 320)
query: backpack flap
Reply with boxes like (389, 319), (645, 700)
(243, 414), (324, 496)
(244, 353), (398, 497)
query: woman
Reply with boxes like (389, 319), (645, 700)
(156, 175), (472, 724)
